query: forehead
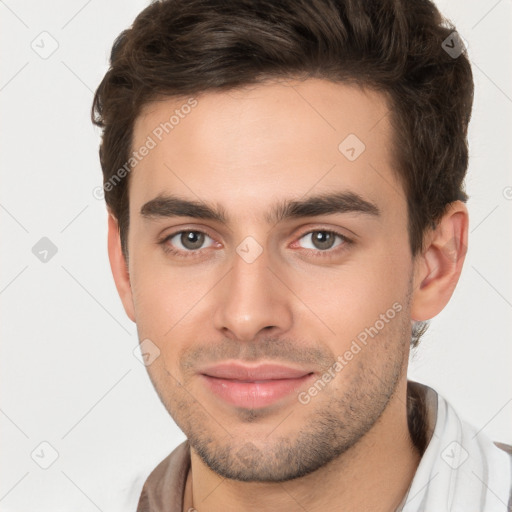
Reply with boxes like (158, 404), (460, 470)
(129, 78), (403, 222)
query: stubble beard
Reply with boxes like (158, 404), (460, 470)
(152, 309), (409, 483)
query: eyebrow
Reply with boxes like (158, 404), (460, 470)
(140, 191), (380, 225)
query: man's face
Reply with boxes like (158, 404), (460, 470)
(125, 78), (415, 481)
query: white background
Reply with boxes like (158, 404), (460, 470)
(1, 0), (511, 510)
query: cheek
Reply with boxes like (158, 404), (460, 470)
(291, 244), (412, 347)
(129, 259), (217, 366)
(130, 253), (202, 323)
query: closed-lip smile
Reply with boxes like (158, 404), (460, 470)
(199, 362), (315, 408)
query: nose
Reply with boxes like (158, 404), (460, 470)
(213, 244), (293, 342)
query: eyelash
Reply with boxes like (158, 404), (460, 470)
(158, 229), (353, 259)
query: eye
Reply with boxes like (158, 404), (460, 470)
(296, 230), (349, 252)
(162, 230), (216, 254)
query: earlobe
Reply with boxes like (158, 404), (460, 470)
(411, 201), (468, 321)
(107, 213), (136, 322)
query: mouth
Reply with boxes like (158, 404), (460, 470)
(199, 362), (315, 409)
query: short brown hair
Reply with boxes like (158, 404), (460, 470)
(92, 0), (474, 344)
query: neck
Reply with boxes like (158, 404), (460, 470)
(183, 378), (421, 512)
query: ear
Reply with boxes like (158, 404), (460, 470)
(107, 212), (136, 322)
(411, 200), (468, 321)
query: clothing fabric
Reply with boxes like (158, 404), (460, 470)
(395, 383), (511, 511)
(133, 380), (512, 511)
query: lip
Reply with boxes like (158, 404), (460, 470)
(199, 362), (315, 409)
(200, 362), (312, 380)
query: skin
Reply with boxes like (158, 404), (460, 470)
(107, 78), (468, 511)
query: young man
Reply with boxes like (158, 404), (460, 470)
(92, 0), (512, 510)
